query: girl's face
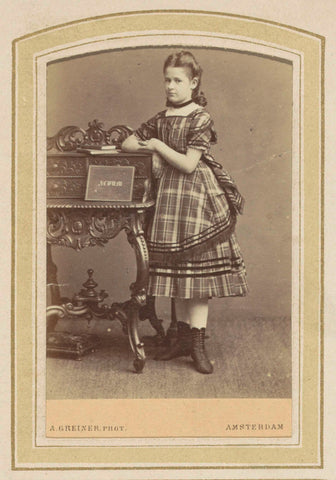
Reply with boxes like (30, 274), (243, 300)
(164, 67), (198, 105)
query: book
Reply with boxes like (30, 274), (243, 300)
(77, 144), (117, 150)
(77, 146), (121, 155)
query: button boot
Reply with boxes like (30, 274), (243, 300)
(191, 327), (213, 374)
(155, 321), (192, 360)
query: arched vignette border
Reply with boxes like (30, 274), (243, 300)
(12, 10), (324, 471)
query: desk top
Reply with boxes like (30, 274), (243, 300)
(47, 198), (155, 209)
(48, 152), (147, 156)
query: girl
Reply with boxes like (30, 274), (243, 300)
(122, 51), (247, 374)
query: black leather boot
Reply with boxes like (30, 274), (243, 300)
(155, 321), (192, 360)
(191, 328), (213, 374)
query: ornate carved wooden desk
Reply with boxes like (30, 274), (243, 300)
(46, 122), (160, 372)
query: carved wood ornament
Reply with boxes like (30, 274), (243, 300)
(47, 119), (133, 151)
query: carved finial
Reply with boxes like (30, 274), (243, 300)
(72, 269), (109, 305)
(81, 269), (98, 297)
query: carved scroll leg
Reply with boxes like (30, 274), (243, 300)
(125, 212), (149, 373)
(46, 305), (66, 351)
(47, 243), (61, 333)
(127, 302), (145, 373)
(46, 305), (67, 320)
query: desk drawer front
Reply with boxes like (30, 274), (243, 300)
(47, 177), (86, 198)
(47, 154), (152, 201)
(47, 156), (87, 176)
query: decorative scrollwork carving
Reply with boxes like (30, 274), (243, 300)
(47, 209), (132, 250)
(47, 126), (87, 152)
(47, 120), (133, 152)
(107, 124), (134, 147)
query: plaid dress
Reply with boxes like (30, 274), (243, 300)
(135, 107), (248, 299)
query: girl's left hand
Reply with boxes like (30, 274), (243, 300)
(137, 138), (160, 152)
(151, 151), (166, 179)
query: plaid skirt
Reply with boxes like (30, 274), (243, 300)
(146, 161), (247, 299)
(148, 232), (248, 299)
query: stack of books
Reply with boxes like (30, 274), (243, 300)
(76, 145), (120, 155)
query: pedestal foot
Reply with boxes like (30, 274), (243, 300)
(133, 358), (145, 373)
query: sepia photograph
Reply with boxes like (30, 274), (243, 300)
(45, 46), (292, 403)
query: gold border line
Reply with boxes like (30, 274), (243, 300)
(34, 53), (39, 461)
(11, 39), (16, 472)
(41, 35), (301, 62)
(12, 9), (325, 43)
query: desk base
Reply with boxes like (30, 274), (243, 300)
(47, 208), (152, 373)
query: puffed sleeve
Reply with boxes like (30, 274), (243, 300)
(187, 110), (217, 151)
(134, 114), (158, 141)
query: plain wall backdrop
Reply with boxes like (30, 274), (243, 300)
(47, 46), (292, 324)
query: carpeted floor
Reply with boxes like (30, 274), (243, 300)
(46, 312), (291, 399)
